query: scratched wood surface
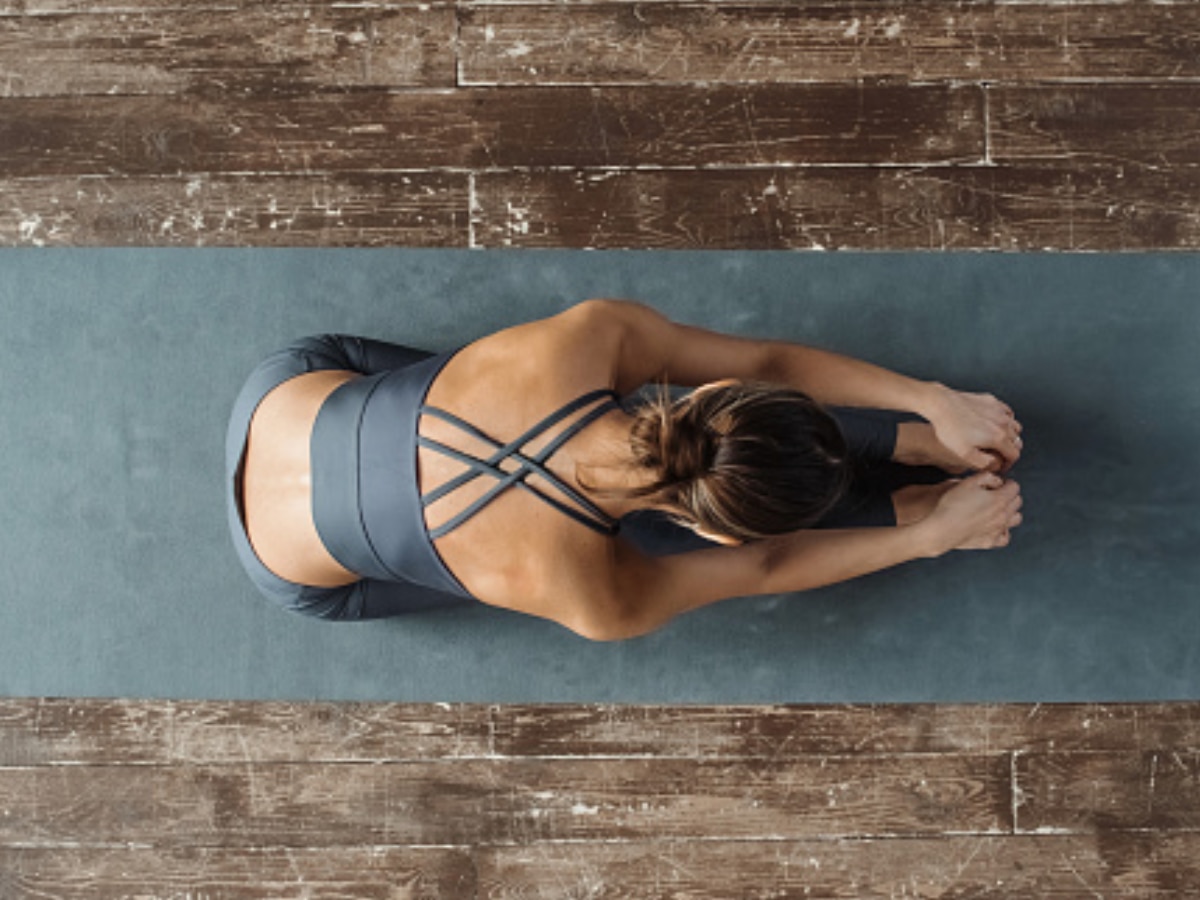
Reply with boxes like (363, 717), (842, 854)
(1, 700), (1199, 898)
(1, 0), (1196, 248)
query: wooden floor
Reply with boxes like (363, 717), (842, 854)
(2, 0), (1198, 248)
(3, 3), (1198, 895)
(0, 699), (1197, 897)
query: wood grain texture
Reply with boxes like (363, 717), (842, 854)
(0, 755), (1011, 846)
(6, 166), (1198, 249)
(991, 85), (1200, 168)
(461, 2), (1200, 85)
(477, 834), (1200, 899)
(492, 702), (1200, 758)
(0, 0), (455, 11)
(0, 173), (469, 246)
(1016, 752), (1200, 833)
(985, 165), (1200, 250)
(2, 701), (1200, 896)
(0, 85), (982, 179)
(3, 1), (1197, 247)
(3, 701), (1197, 763)
(473, 166), (1200, 249)
(0, 6), (458, 97)
(0, 847), (476, 900)
(0, 699), (489, 764)
(471, 167), (992, 250)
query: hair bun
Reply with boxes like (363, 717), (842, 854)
(629, 397), (714, 487)
(660, 409), (716, 484)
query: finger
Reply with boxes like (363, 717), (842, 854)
(973, 470), (1004, 489)
(991, 481), (1018, 503)
(1004, 431), (1023, 458)
(987, 443), (1017, 469)
(1010, 512), (1024, 528)
(992, 395), (1015, 419)
(985, 393), (1015, 419)
(968, 449), (1003, 472)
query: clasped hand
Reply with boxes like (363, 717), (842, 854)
(920, 384), (1025, 555)
(925, 383), (1023, 474)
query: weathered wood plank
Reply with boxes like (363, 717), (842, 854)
(472, 167), (994, 249)
(0, 755), (1011, 846)
(986, 165), (1200, 250)
(477, 834), (1200, 899)
(991, 85), (1200, 168)
(0, 85), (983, 177)
(493, 703), (1200, 758)
(473, 166), (1200, 249)
(10, 837), (1199, 900)
(2, 701), (1197, 764)
(1017, 752), (1200, 834)
(7, 166), (1195, 249)
(461, 2), (1200, 85)
(0, 0), (455, 12)
(0, 847), (476, 900)
(0, 699), (489, 765)
(0, 93), (475, 177)
(0, 6), (457, 96)
(0, 173), (469, 246)
(4, 701), (1198, 764)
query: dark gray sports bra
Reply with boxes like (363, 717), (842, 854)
(419, 387), (621, 540)
(310, 349), (621, 601)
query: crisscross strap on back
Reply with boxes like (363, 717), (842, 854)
(418, 388), (622, 540)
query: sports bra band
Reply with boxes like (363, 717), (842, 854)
(419, 388), (622, 540)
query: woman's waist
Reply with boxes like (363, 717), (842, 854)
(310, 357), (471, 597)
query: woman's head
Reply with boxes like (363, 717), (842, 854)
(628, 381), (852, 542)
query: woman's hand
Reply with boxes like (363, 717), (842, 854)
(924, 384), (1023, 473)
(917, 472), (1023, 557)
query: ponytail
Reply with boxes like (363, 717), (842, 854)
(623, 381), (851, 541)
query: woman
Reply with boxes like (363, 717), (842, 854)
(227, 300), (1023, 639)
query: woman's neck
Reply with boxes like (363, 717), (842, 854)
(576, 410), (662, 518)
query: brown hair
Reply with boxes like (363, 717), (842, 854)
(622, 381), (852, 541)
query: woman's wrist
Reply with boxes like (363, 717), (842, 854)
(908, 518), (949, 559)
(892, 421), (936, 467)
(912, 380), (949, 420)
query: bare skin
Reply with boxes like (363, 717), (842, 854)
(892, 480), (960, 527)
(242, 370), (360, 587)
(240, 300), (1025, 640)
(889, 419), (1023, 526)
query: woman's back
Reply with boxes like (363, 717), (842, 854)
(241, 307), (631, 616)
(415, 312), (629, 611)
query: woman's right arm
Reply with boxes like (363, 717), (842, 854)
(580, 473), (1022, 641)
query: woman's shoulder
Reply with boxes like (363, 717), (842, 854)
(438, 304), (625, 401)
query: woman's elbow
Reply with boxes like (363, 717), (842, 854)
(564, 595), (659, 642)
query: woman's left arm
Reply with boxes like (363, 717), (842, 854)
(761, 341), (941, 417)
(765, 343), (1022, 472)
(568, 299), (1023, 472)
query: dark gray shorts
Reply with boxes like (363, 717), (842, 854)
(226, 336), (471, 620)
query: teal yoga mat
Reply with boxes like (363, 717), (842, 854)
(1, 250), (1196, 702)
